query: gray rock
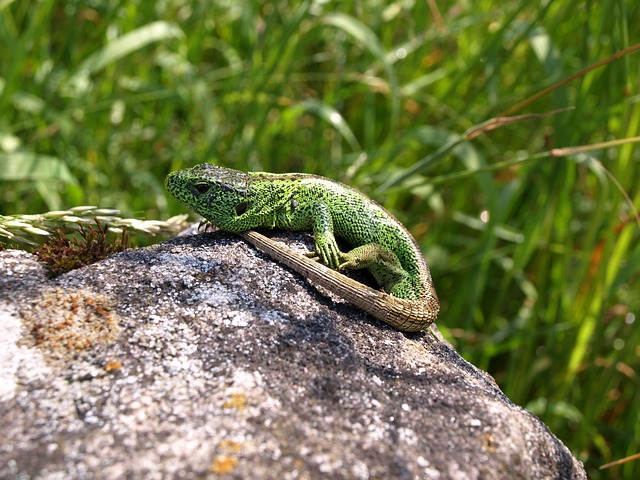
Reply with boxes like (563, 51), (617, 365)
(0, 232), (585, 479)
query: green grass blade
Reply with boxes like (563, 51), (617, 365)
(66, 21), (184, 92)
(0, 152), (77, 184)
(321, 12), (401, 133)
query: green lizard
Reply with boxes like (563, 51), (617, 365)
(165, 164), (439, 332)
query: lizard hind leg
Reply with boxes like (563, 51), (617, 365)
(338, 243), (413, 298)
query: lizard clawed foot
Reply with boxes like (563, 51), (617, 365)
(198, 220), (215, 232)
(338, 258), (362, 270)
(304, 251), (321, 262)
(306, 249), (363, 271)
(305, 250), (341, 270)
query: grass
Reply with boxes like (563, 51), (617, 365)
(1, 1), (639, 477)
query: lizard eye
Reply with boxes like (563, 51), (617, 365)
(235, 201), (248, 215)
(193, 182), (211, 194)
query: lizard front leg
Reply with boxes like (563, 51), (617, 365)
(304, 202), (343, 270)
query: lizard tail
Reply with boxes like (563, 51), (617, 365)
(240, 231), (439, 332)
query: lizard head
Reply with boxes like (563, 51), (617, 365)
(165, 164), (249, 229)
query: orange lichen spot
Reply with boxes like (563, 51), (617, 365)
(481, 432), (496, 453)
(20, 288), (121, 360)
(105, 359), (123, 372)
(223, 393), (247, 410)
(218, 439), (242, 453)
(210, 455), (238, 474)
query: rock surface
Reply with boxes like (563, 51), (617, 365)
(0, 232), (585, 479)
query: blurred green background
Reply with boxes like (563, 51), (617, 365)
(1, 1), (639, 477)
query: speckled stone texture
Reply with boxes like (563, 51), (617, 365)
(0, 232), (586, 479)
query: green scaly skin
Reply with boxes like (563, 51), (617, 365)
(165, 164), (439, 331)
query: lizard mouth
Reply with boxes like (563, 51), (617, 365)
(165, 170), (198, 207)
(164, 170), (180, 193)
